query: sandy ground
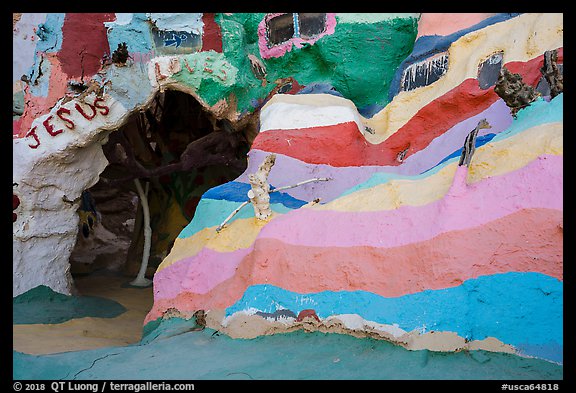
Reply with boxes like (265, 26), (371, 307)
(13, 270), (153, 355)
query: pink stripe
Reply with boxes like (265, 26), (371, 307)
(153, 246), (253, 300)
(258, 155), (562, 248)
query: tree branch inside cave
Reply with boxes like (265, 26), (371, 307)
(100, 91), (250, 188)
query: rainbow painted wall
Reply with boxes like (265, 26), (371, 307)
(145, 13), (563, 364)
(12, 13), (563, 366)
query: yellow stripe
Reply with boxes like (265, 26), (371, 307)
(156, 214), (274, 272)
(468, 122), (563, 183)
(316, 163), (458, 212)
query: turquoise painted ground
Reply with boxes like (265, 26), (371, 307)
(13, 285), (126, 325)
(14, 323), (563, 380)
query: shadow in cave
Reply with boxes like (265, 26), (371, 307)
(69, 89), (253, 293)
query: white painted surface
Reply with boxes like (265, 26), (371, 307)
(13, 13), (47, 85)
(105, 13), (133, 26)
(13, 94), (128, 296)
(326, 314), (407, 338)
(147, 56), (181, 88)
(259, 95), (366, 135)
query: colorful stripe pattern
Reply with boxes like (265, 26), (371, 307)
(146, 14), (563, 364)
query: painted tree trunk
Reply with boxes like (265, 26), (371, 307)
(247, 153), (276, 221)
(131, 178), (152, 287)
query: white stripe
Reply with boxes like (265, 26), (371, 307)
(259, 95), (366, 135)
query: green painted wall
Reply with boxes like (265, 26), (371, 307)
(171, 13), (419, 115)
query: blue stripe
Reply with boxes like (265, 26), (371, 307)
(226, 272), (562, 363)
(293, 13), (300, 37)
(433, 133), (496, 167)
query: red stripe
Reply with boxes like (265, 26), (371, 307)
(253, 79), (498, 167)
(253, 50), (562, 167)
(507, 47), (563, 86)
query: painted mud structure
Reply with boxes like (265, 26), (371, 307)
(13, 13), (563, 379)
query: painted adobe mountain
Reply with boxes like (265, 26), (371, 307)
(145, 13), (563, 364)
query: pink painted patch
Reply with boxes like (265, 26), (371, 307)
(258, 155), (562, 248)
(258, 13), (336, 59)
(16, 55), (69, 138)
(417, 13), (497, 38)
(13, 117), (23, 136)
(153, 246), (254, 300)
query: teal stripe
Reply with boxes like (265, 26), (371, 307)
(491, 94), (563, 143)
(13, 327), (563, 380)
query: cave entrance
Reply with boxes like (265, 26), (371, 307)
(69, 89), (253, 285)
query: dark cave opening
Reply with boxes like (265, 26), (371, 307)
(69, 89), (254, 281)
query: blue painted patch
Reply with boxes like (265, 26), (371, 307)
(226, 272), (563, 363)
(203, 181), (307, 208)
(357, 102), (386, 118)
(202, 181), (251, 202)
(152, 29), (202, 54)
(34, 13), (65, 53)
(106, 13), (154, 54)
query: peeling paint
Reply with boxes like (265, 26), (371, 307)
(147, 13), (204, 35)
